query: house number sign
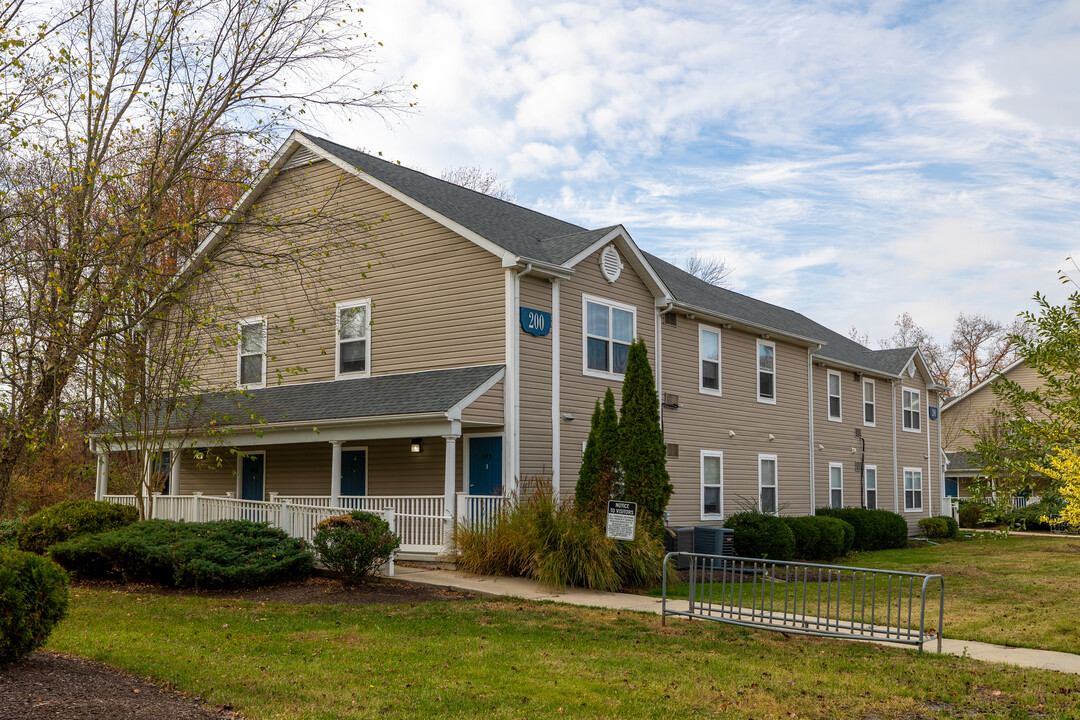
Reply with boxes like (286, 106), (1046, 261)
(520, 307), (552, 336)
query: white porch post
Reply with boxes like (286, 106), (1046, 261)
(95, 451), (109, 501)
(170, 451), (181, 496)
(330, 440), (343, 508)
(443, 435), (458, 532)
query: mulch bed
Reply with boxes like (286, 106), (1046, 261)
(1, 576), (476, 719)
(0, 651), (239, 719)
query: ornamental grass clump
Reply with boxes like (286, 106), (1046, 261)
(0, 548), (69, 662)
(312, 511), (400, 583)
(17, 500), (138, 554)
(49, 519), (313, 589)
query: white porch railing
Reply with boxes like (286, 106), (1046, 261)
(455, 493), (506, 534)
(1013, 495), (1041, 509)
(274, 495), (445, 551)
(103, 494), (137, 507)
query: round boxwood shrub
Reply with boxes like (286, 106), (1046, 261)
(726, 512), (794, 561)
(313, 511), (401, 583)
(49, 519), (313, 589)
(816, 507), (908, 551)
(782, 516), (854, 562)
(17, 500), (138, 554)
(0, 548), (69, 662)
(918, 515), (959, 539)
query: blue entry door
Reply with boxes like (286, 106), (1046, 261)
(341, 450), (367, 496)
(240, 454), (265, 501)
(469, 436), (503, 496)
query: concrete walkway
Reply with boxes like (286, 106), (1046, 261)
(393, 565), (1080, 676)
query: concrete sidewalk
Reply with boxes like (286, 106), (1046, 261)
(392, 565), (1080, 676)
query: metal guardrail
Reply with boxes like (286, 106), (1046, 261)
(661, 552), (944, 653)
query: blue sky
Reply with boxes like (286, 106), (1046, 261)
(321, 0), (1080, 344)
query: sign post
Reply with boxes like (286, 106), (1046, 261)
(606, 500), (637, 542)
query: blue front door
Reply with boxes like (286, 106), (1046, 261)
(341, 450), (366, 496)
(469, 436), (502, 496)
(240, 454), (264, 501)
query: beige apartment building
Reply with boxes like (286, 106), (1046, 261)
(93, 132), (945, 546)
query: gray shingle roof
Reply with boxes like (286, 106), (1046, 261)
(643, 252), (916, 377)
(302, 134), (602, 265)
(178, 365), (504, 428)
(945, 451), (980, 472)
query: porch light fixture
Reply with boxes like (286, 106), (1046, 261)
(410, 438), (423, 453)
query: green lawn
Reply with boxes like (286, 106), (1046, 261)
(48, 586), (1080, 720)
(654, 535), (1080, 654)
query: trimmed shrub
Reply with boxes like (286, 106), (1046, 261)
(0, 548), (69, 662)
(782, 515), (854, 562)
(958, 502), (981, 529)
(312, 511), (400, 583)
(49, 519), (313, 589)
(816, 507), (908, 551)
(0, 519), (20, 548)
(726, 512), (795, 561)
(452, 489), (667, 592)
(918, 516), (959, 539)
(17, 500), (138, 554)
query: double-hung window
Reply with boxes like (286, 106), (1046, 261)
(584, 295), (635, 378)
(829, 463), (843, 508)
(699, 326), (721, 395)
(759, 454), (778, 514)
(904, 468), (923, 512)
(902, 388), (921, 432)
(238, 318), (266, 388)
(827, 370), (842, 421)
(336, 300), (371, 378)
(863, 379), (876, 426)
(864, 465), (877, 509)
(757, 340), (776, 403)
(701, 451), (723, 518)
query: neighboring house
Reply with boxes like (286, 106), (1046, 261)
(92, 132), (946, 549)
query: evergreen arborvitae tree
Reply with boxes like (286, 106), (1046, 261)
(618, 338), (672, 538)
(576, 389), (620, 520)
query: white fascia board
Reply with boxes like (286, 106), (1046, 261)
(940, 357), (1025, 412)
(562, 225), (673, 301)
(502, 254), (575, 279)
(670, 300), (824, 349)
(812, 355), (901, 381)
(909, 348), (947, 391)
(447, 367), (506, 421)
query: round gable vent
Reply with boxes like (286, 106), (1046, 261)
(907, 363), (916, 378)
(599, 245), (623, 283)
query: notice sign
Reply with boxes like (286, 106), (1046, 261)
(606, 500), (637, 541)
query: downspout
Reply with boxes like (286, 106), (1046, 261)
(926, 387), (934, 517)
(512, 263), (533, 492)
(657, 303), (673, 431)
(551, 278), (561, 496)
(892, 380), (899, 513)
(938, 397), (945, 514)
(807, 347), (819, 513)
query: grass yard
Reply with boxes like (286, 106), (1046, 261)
(653, 535), (1080, 654)
(48, 586), (1080, 720)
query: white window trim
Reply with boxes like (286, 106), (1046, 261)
(335, 299), (372, 380)
(829, 462), (844, 508)
(698, 324), (722, 397)
(700, 450), (724, 520)
(903, 466), (924, 513)
(863, 378), (876, 427)
(581, 293), (637, 381)
(235, 450), (267, 500)
(902, 387), (922, 433)
(237, 317), (266, 390)
(827, 370), (842, 422)
(758, 453), (778, 515)
(756, 340), (777, 405)
(865, 465), (878, 510)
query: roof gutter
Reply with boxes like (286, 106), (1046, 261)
(664, 299), (824, 348)
(503, 255), (573, 279)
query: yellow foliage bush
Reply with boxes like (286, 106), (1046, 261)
(1036, 448), (1080, 528)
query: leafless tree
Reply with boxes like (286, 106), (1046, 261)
(683, 250), (734, 287)
(440, 166), (516, 202)
(949, 312), (1029, 391)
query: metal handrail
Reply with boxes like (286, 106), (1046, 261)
(661, 552), (944, 653)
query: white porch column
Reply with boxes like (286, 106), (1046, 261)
(95, 451), (109, 500)
(170, 451), (182, 496)
(443, 435), (458, 530)
(330, 440), (343, 508)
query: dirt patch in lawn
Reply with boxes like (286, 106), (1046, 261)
(73, 575), (477, 605)
(0, 651), (238, 719)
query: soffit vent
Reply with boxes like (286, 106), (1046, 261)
(599, 245), (623, 283)
(282, 146), (319, 171)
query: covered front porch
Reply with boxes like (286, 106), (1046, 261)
(95, 365), (509, 554)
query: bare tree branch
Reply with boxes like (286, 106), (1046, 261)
(683, 250), (734, 287)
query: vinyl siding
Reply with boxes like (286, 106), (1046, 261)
(941, 362), (1040, 452)
(460, 380), (504, 426)
(193, 160), (505, 390)
(558, 245), (656, 496)
(661, 319), (812, 524)
(519, 275), (553, 479)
